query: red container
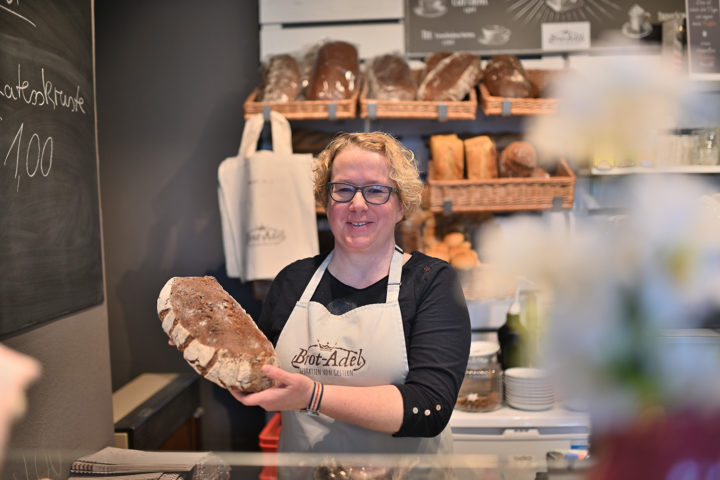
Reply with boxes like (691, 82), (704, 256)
(258, 413), (281, 480)
(259, 412), (281, 452)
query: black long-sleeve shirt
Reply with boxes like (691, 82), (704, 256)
(257, 251), (471, 437)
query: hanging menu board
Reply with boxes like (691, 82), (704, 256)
(0, 0), (103, 338)
(685, 0), (720, 79)
(405, 0), (686, 57)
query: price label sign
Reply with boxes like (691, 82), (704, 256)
(685, 0), (720, 79)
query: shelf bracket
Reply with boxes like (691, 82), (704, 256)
(367, 102), (377, 120)
(437, 103), (448, 122)
(501, 100), (512, 116)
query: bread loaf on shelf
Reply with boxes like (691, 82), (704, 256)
(304, 41), (359, 100)
(498, 141), (538, 177)
(367, 53), (416, 101)
(483, 55), (538, 98)
(430, 133), (464, 180)
(157, 276), (278, 392)
(464, 136), (498, 179)
(422, 51), (453, 80)
(257, 54), (301, 102)
(418, 51), (483, 102)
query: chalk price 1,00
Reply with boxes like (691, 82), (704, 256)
(3, 122), (53, 192)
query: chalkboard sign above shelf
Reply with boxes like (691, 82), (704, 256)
(0, 0), (103, 338)
(405, 0), (685, 57)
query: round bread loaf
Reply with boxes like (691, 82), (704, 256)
(484, 54), (538, 98)
(157, 276), (278, 392)
(498, 141), (538, 177)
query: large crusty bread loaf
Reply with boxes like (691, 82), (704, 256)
(157, 276), (278, 392)
(417, 51), (482, 101)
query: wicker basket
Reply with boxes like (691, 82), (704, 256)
(426, 158), (576, 213)
(243, 76), (362, 120)
(479, 69), (563, 116)
(359, 71), (477, 121)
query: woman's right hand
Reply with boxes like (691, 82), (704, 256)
(230, 364), (315, 412)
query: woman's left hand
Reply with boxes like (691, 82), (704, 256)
(230, 364), (315, 412)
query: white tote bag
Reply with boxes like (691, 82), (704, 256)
(218, 111), (318, 281)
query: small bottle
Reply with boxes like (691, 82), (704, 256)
(497, 293), (527, 370)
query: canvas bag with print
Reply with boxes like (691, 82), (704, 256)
(242, 111), (318, 281)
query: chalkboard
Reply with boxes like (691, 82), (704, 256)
(685, 0), (720, 80)
(0, 0), (103, 338)
(405, 0), (686, 57)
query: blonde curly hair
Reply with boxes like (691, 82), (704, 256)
(314, 132), (423, 219)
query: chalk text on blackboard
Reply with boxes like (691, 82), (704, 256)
(3, 122), (53, 192)
(0, 0), (37, 28)
(1, 64), (87, 115)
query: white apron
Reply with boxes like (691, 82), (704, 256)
(275, 247), (453, 460)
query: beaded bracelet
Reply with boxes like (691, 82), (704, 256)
(306, 381), (324, 415)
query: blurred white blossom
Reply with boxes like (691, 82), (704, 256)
(485, 51), (720, 432)
(526, 54), (687, 169)
(483, 178), (720, 431)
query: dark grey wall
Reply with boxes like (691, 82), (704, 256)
(3, 306), (114, 480)
(94, 1), (267, 450)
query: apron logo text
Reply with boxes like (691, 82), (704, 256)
(291, 344), (366, 374)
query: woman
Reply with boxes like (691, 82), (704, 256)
(234, 131), (470, 457)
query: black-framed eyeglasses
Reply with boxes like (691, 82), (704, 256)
(327, 182), (396, 205)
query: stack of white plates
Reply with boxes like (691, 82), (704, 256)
(504, 367), (554, 411)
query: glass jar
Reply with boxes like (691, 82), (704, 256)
(455, 341), (503, 412)
(693, 129), (720, 166)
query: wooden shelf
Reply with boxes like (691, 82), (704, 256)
(590, 165), (720, 175)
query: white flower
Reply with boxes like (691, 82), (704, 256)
(482, 177), (720, 432)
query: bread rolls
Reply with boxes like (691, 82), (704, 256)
(425, 231), (479, 270)
(443, 231), (466, 247)
(464, 136), (498, 179)
(157, 276), (278, 392)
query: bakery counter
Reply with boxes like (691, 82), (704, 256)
(61, 447), (558, 480)
(449, 404), (590, 480)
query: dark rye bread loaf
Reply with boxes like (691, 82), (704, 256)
(157, 276), (278, 392)
(304, 40), (359, 100)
